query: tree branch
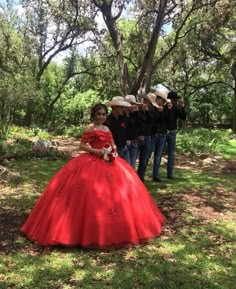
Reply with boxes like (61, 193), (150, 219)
(123, 55), (138, 71)
(36, 38), (90, 82)
(113, 3), (124, 21)
(153, 1), (220, 69)
(49, 65), (102, 108)
(188, 81), (234, 96)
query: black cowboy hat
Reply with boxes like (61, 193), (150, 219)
(167, 91), (180, 100)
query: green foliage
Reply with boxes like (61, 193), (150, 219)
(64, 89), (101, 119)
(219, 140), (236, 159)
(0, 126), (58, 159)
(0, 140), (9, 155)
(0, 123), (10, 139)
(7, 126), (52, 141)
(0, 139), (63, 159)
(64, 125), (87, 138)
(176, 128), (233, 155)
(0, 1), (235, 130)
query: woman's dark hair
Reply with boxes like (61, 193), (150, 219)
(90, 103), (108, 120)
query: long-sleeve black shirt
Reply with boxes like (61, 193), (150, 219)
(106, 114), (128, 148)
(136, 109), (155, 136)
(166, 105), (186, 130)
(126, 111), (144, 140)
(152, 107), (168, 134)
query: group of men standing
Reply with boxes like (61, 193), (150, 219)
(105, 87), (186, 182)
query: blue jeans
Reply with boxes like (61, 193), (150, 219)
(166, 131), (176, 177)
(127, 141), (139, 168)
(137, 136), (154, 181)
(118, 145), (130, 164)
(153, 134), (166, 179)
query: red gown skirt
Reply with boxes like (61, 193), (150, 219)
(21, 153), (165, 249)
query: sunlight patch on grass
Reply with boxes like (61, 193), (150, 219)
(0, 158), (235, 289)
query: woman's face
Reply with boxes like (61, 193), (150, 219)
(95, 108), (107, 124)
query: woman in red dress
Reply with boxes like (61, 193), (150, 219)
(21, 104), (165, 249)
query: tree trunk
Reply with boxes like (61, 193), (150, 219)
(92, 1), (128, 95)
(102, 7), (127, 95)
(233, 78), (236, 133)
(231, 62), (236, 133)
(131, 0), (168, 95)
(43, 104), (54, 123)
(24, 98), (33, 127)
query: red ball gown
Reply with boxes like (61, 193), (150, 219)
(21, 130), (165, 248)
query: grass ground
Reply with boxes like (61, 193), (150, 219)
(0, 140), (235, 289)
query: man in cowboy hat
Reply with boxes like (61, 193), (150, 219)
(165, 90), (186, 179)
(151, 87), (169, 182)
(124, 95), (143, 167)
(105, 96), (131, 163)
(136, 88), (169, 182)
(136, 92), (160, 182)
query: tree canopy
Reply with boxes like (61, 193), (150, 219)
(0, 0), (235, 134)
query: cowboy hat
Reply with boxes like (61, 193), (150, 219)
(124, 95), (141, 105)
(105, 96), (131, 107)
(146, 92), (159, 108)
(154, 88), (168, 101)
(168, 91), (180, 99)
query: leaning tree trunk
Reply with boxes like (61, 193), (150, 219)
(233, 78), (236, 133)
(231, 62), (236, 133)
(131, 0), (168, 95)
(94, 2), (128, 96)
(116, 31), (128, 95)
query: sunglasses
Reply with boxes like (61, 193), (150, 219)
(96, 112), (107, 116)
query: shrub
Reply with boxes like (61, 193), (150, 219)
(0, 140), (9, 155)
(0, 140), (64, 160)
(176, 128), (232, 155)
(64, 125), (86, 138)
(7, 126), (51, 140)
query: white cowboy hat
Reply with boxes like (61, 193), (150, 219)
(124, 95), (141, 105)
(153, 84), (170, 93)
(105, 96), (131, 107)
(146, 92), (159, 108)
(154, 87), (168, 101)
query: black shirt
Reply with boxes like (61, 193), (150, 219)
(166, 105), (186, 130)
(152, 107), (168, 134)
(126, 111), (144, 140)
(106, 114), (128, 148)
(136, 109), (155, 136)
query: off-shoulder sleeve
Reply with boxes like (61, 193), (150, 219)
(80, 131), (94, 144)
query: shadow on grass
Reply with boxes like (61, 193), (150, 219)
(7, 159), (66, 187)
(1, 222), (235, 289)
(0, 159), (235, 289)
(0, 159), (66, 255)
